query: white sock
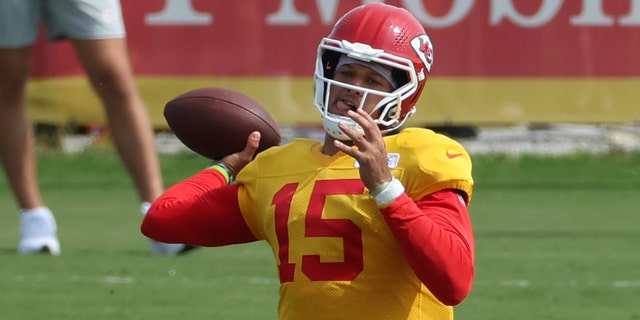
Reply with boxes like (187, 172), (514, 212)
(141, 202), (151, 215)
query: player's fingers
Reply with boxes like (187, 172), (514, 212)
(337, 119), (359, 139)
(220, 131), (261, 177)
(241, 131), (261, 157)
(341, 110), (379, 149)
(333, 139), (357, 156)
(354, 109), (385, 143)
(349, 109), (376, 132)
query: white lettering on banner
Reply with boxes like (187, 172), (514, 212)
(266, 0), (309, 24)
(618, 0), (640, 25)
(570, 0), (614, 26)
(143, 0), (640, 27)
(409, 0), (640, 28)
(571, 0), (640, 26)
(145, 0), (212, 25)
(267, 0), (382, 25)
(316, 0), (341, 25)
(491, 0), (563, 27)
(404, 0), (474, 28)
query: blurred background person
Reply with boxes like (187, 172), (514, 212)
(0, 0), (191, 255)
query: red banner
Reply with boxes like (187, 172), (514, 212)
(32, 0), (640, 78)
(27, 1), (640, 126)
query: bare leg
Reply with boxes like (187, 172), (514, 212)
(70, 38), (164, 203)
(0, 47), (44, 209)
(0, 47), (60, 255)
(70, 38), (192, 255)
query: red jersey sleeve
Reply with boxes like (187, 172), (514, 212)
(381, 189), (474, 306)
(141, 169), (258, 246)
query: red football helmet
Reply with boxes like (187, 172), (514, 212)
(314, 3), (434, 140)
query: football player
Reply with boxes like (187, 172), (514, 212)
(142, 3), (475, 319)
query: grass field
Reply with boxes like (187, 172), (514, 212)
(1, 147), (639, 319)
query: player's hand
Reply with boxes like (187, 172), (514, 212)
(219, 131), (261, 176)
(334, 109), (393, 191)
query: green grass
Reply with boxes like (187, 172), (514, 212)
(458, 154), (640, 320)
(1, 149), (639, 319)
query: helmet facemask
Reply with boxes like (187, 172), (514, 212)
(314, 39), (419, 140)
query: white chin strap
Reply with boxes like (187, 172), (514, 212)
(322, 113), (364, 141)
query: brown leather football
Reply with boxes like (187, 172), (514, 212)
(164, 87), (281, 160)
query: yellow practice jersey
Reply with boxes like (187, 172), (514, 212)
(236, 128), (474, 320)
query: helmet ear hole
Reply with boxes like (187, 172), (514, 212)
(388, 106), (400, 119)
(381, 105), (400, 124)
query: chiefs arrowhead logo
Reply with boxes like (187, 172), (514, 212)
(410, 34), (434, 73)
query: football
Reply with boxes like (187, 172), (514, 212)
(163, 87), (281, 160)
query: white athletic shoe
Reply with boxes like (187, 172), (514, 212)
(141, 202), (197, 255)
(150, 240), (196, 255)
(18, 207), (61, 255)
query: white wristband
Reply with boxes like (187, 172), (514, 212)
(370, 178), (405, 206)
